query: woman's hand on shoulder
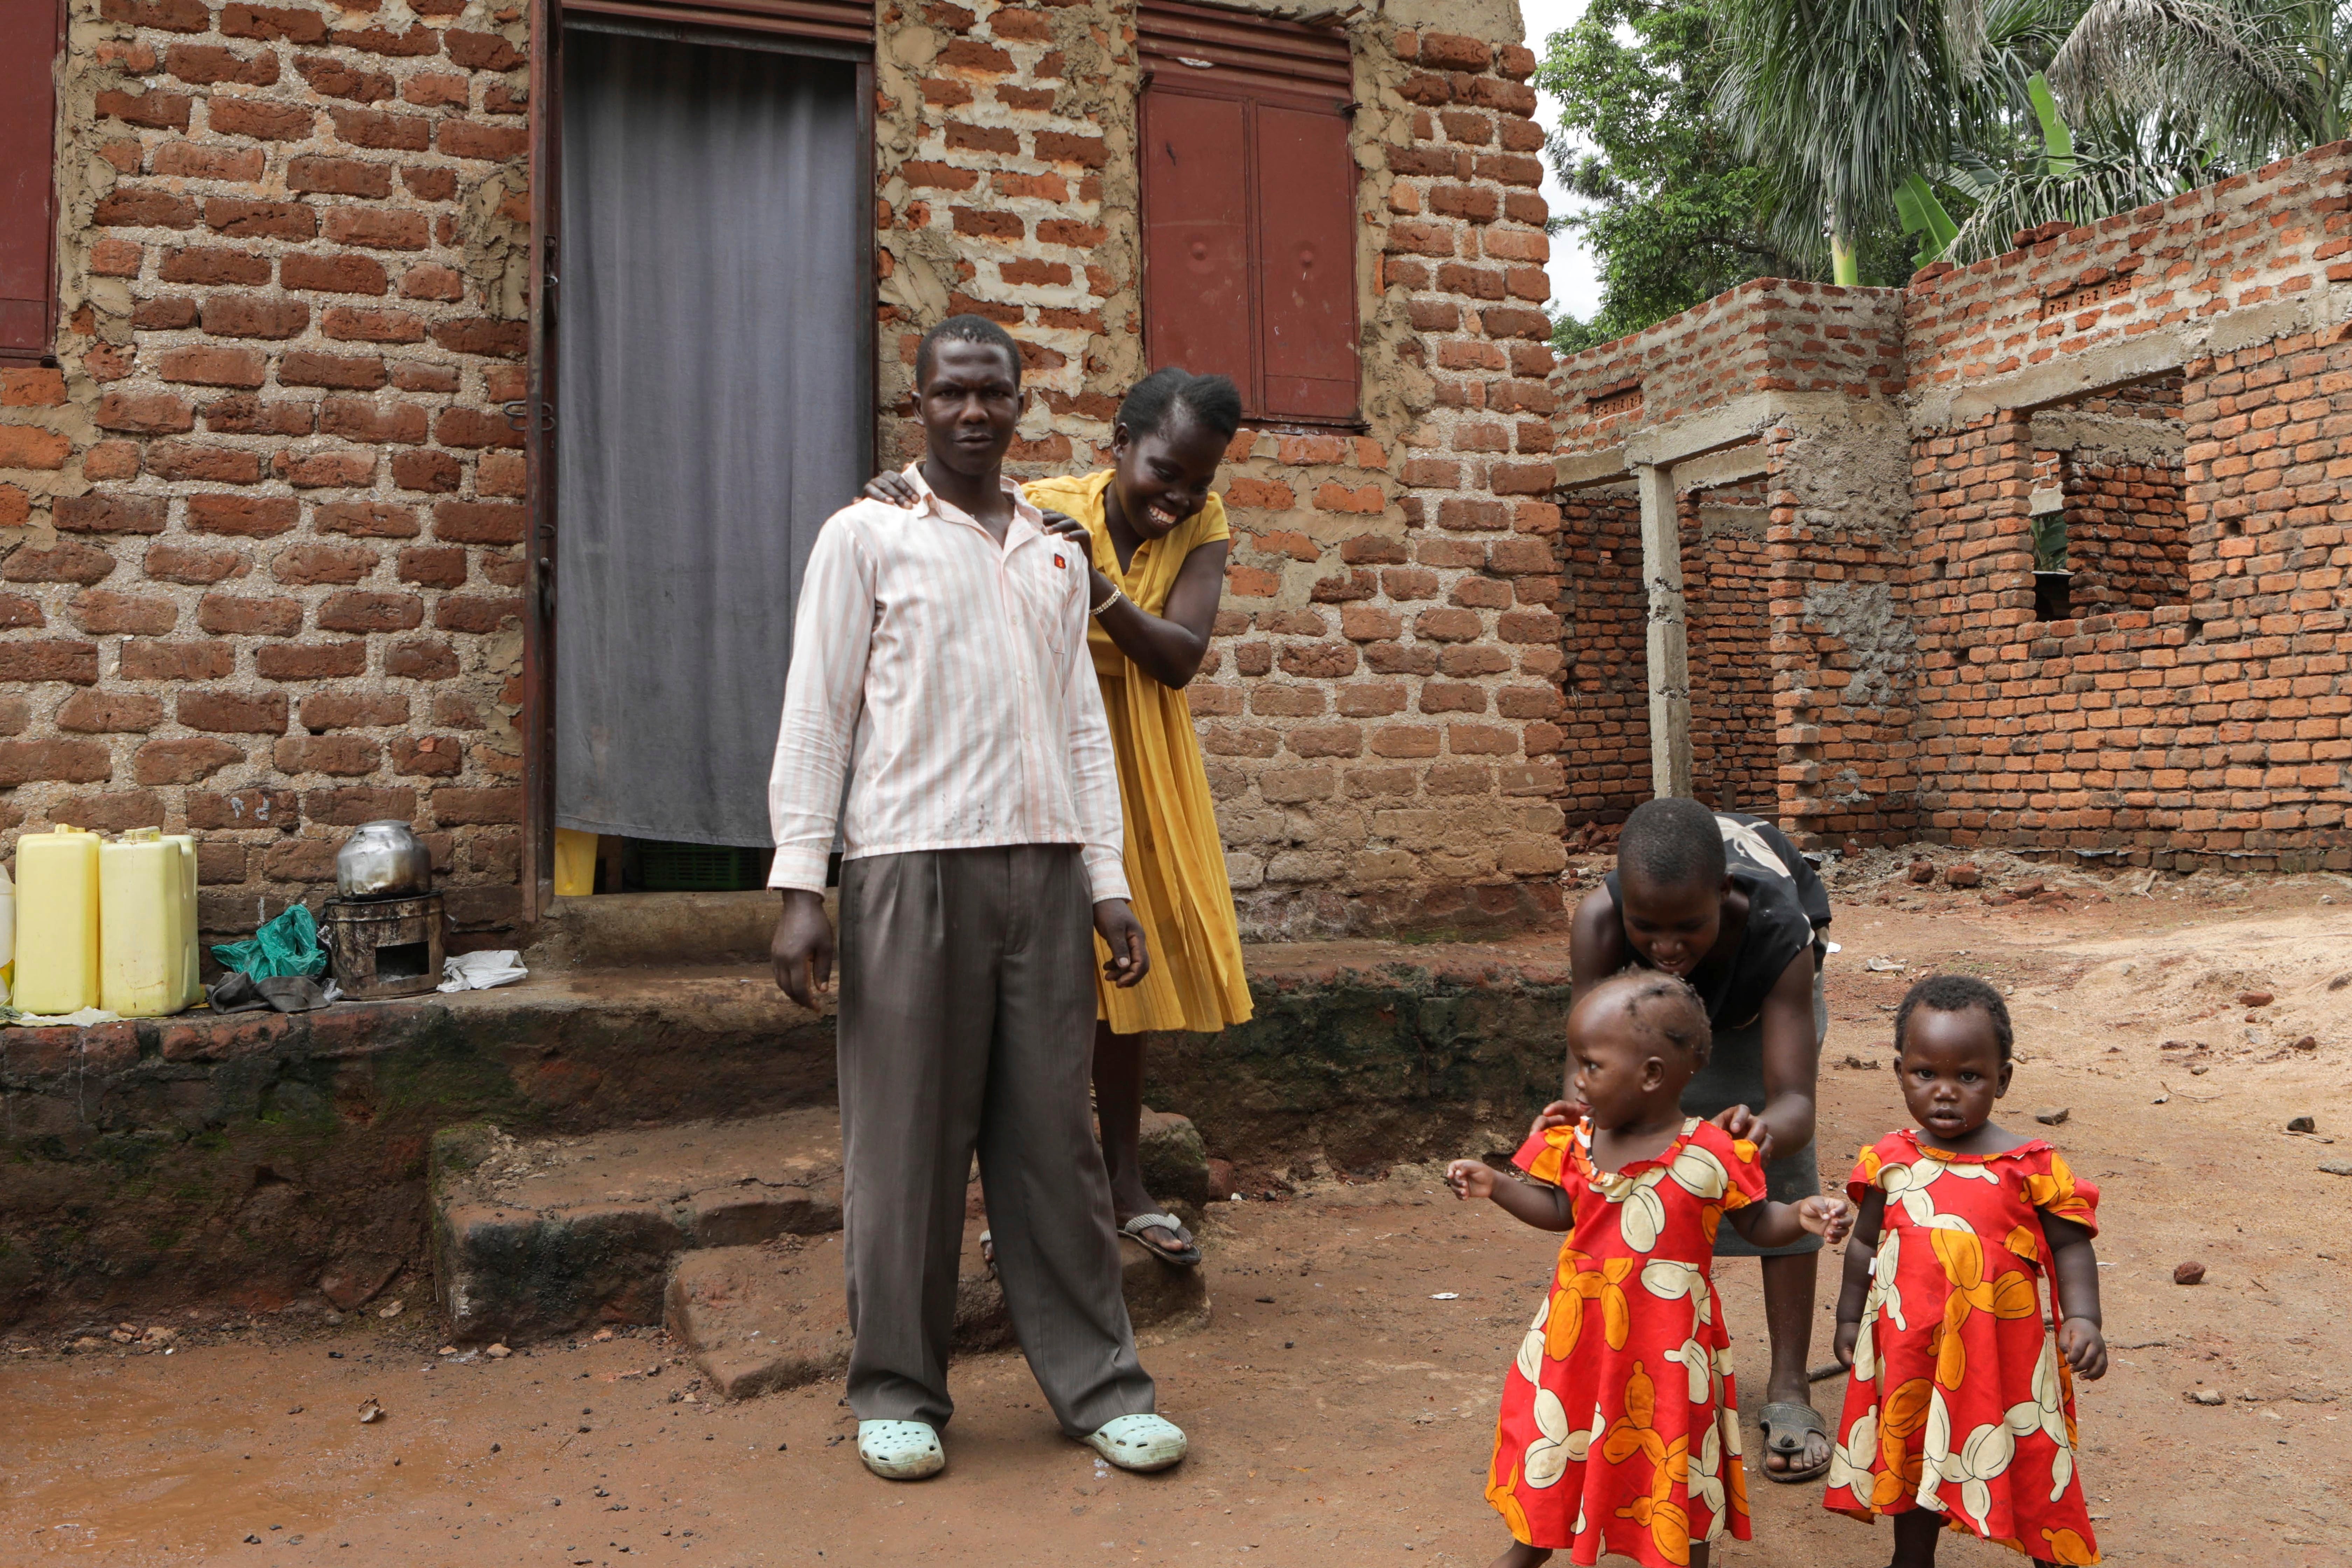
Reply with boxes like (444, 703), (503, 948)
(1446, 1158), (1499, 1202)
(862, 471), (920, 508)
(1038, 509), (1091, 548)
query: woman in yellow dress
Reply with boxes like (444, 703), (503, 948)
(867, 368), (1253, 1266)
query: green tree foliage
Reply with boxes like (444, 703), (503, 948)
(1539, 0), (1908, 354)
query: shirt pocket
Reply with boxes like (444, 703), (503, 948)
(1009, 548), (1079, 671)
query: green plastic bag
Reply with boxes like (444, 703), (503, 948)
(210, 902), (328, 981)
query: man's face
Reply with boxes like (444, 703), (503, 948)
(916, 340), (1022, 476)
(1616, 870), (1729, 977)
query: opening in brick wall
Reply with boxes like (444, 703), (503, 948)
(1559, 484), (1648, 829)
(2027, 376), (2188, 622)
(1679, 476), (1775, 814)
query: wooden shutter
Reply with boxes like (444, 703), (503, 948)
(565, 0), (873, 48)
(1138, 91), (1255, 406)
(1139, 0), (1359, 425)
(0, 0), (62, 360)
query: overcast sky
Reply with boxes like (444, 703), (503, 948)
(1518, 0), (1602, 320)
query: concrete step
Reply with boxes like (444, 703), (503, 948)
(667, 1228), (1211, 1401)
(430, 1108), (844, 1343)
(428, 1105), (1213, 1350)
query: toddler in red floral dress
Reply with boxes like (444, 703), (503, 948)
(1449, 971), (1850, 1568)
(1824, 974), (2107, 1567)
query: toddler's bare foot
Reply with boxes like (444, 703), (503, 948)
(1488, 1544), (1552, 1568)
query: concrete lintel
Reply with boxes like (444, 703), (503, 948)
(1913, 284), (2352, 432)
(1634, 462), (1692, 800)
(1671, 440), (1771, 495)
(2028, 486), (2062, 516)
(2028, 410), (2190, 464)
(1555, 446), (1631, 490)
(1623, 390), (1890, 470)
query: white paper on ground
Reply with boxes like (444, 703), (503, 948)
(5, 1006), (122, 1028)
(438, 950), (528, 993)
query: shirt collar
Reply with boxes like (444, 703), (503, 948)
(900, 463), (1044, 551)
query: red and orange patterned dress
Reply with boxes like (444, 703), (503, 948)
(1824, 1131), (2102, 1564)
(1483, 1118), (1764, 1567)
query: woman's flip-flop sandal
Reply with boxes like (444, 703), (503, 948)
(1120, 1213), (1202, 1268)
(1757, 1400), (1832, 1484)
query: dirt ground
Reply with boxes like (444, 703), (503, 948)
(4, 865), (2348, 1567)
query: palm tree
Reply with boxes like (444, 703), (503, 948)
(1712, 0), (2069, 282)
(2050, 0), (2350, 159)
(1936, 0), (2345, 259)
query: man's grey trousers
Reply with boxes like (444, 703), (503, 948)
(835, 844), (1155, 1436)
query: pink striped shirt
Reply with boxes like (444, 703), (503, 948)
(765, 467), (1130, 901)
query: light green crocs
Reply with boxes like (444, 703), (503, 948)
(1085, 1413), (1187, 1473)
(856, 1419), (944, 1480)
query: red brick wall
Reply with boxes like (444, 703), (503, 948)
(0, 0), (533, 941)
(1905, 148), (2352, 398)
(1906, 326), (2349, 867)
(1552, 281), (1905, 461)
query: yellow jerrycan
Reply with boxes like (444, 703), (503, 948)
(16, 825), (100, 1014)
(163, 833), (202, 1008)
(100, 827), (192, 1017)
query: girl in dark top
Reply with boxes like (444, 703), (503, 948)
(1534, 796), (1835, 1482)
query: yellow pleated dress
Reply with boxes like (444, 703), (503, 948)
(1022, 471), (1254, 1034)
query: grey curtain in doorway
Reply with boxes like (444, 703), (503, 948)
(555, 29), (868, 847)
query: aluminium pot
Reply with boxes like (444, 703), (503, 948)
(336, 820), (433, 900)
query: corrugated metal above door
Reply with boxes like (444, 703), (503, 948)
(1138, 0), (1351, 112)
(567, 0), (874, 49)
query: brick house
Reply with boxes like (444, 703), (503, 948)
(0, 0), (1576, 952)
(1550, 145), (2352, 870)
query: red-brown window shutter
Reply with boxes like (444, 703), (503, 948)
(1140, 0), (1359, 425)
(0, 0), (63, 361)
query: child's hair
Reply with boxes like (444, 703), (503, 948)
(1118, 366), (1244, 442)
(1894, 973), (2014, 1061)
(1603, 967), (1713, 1067)
(915, 313), (1023, 389)
(1618, 797), (1727, 891)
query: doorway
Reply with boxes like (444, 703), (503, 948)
(549, 24), (870, 893)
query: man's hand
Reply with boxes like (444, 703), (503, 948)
(1094, 898), (1150, 988)
(772, 889), (835, 1009)
(1527, 1099), (1588, 1142)
(1708, 1104), (1777, 1165)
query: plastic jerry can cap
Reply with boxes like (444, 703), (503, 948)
(121, 827), (161, 842)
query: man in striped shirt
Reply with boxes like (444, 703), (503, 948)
(767, 316), (1185, 1483)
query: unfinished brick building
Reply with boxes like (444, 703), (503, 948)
(1553, 144), (2351, 869)
(0, 0), (1570, 948)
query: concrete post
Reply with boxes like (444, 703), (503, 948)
(1636, 461), (1692, 798)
